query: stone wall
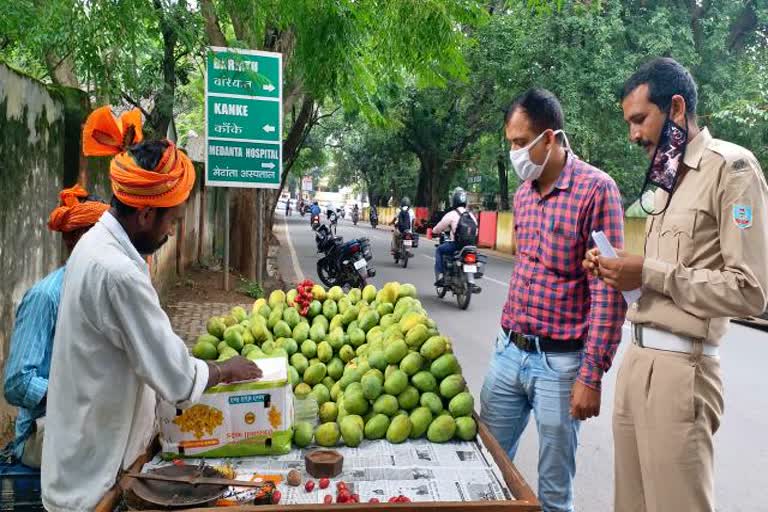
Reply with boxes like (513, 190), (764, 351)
(0, 63), (88, 419)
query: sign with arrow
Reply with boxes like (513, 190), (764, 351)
(205, 47), (282, 188)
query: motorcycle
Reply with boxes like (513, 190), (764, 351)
(314, 224), (376, 288)
(310, 213), (321, 230)
(393, 230), (418, 268)
(351, 209), (359, 226)
(435, 233), (487, 310)
(370, 209), (379, 229)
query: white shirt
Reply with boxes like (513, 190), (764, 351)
(42, 212), (209, 512)
(432, 207), (476, 238)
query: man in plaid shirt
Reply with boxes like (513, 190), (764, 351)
(480, 89), (626, 512)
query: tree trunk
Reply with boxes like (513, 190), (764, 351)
(229, 189), (256, 280)
(497, 153), (509, 211)
(145, 0), (179, 138)
(263, 96), (314, 251)
(415, 160), (429, 207)
(200, 0), (227, 46)
(44, 53), (79, 87)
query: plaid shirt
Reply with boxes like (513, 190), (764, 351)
(501, 154), (626, 389)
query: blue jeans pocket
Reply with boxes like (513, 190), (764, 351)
(540, 351), (582, 379)
(494, 328), (509, 354)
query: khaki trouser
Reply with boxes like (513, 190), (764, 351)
(613, 342), (723, 512)
(21, 418), (44, 468)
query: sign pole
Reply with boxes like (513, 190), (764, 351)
(257, 189), (264, 284)
(224, 188), (230, 291)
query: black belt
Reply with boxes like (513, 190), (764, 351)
(502, 327), (584, 353)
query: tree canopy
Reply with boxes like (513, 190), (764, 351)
(2, 0), (767, 273)
(328, 0), (768, 208)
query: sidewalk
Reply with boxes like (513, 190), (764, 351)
(163, 243), (286, 348)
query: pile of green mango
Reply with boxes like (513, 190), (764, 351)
(192, 281), (478, 447)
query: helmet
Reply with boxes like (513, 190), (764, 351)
(312, 200), (318, 205)
(451, 187), (467, 209)
(401, 196), (411, 208)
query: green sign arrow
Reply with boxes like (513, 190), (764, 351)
(207, 96), (280, 142)
(205, 47), (282, 189)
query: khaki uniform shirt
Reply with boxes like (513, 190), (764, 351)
(628, 128), (768, 344)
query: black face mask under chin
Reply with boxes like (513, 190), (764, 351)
(639, 112), (689, 216)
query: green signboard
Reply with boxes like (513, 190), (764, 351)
(205, 47), (282, 188)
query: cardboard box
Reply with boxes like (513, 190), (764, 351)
(158, 356), (294, 458)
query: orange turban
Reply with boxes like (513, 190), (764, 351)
(48, 185), (110, 232)
(82, 106), (195, 208)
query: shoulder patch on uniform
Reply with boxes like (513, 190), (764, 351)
(732, 158), (748, 170)
(733, 205), (753, 230)
(709, 139), (756, 174)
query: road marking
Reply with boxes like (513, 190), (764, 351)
(420, 255), (507, 287)
(483, 276), (508, 287)
(283, 215), (305, 283)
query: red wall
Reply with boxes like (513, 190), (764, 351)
(477, 211), (497, 248)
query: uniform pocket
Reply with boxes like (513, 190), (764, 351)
(659, 210), (696, 265)
(648, 354), (695, 425)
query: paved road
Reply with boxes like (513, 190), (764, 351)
(277, 212), (768, 511)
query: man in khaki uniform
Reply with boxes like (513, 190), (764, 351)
(585, 58), (768, 511)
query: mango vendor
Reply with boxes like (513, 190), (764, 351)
(2, 185), (109, 469)
(41, 106), (262, 512)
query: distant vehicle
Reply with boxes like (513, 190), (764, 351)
(434, 232), (486, 310)
(393, 230), (418, 268)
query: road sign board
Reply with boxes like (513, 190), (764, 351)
(206, 47), (282, 189)
(302, 176), (313, 192)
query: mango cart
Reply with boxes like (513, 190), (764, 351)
(96, 281), (540, 510)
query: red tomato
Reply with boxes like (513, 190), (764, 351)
(272, 490), (282, 504)
(369, 497), (380, 503)
(324, 495), (333, 504)
(305, 480), (315, 492)
(319, 478), (330, 489)
(351, 494), (360, 503)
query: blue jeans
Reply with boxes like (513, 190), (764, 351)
(480, 329), (582, 512)
(434, 241), (457, 274)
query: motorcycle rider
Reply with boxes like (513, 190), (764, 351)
(351, 203), (360, 224)
(370, 204), (379, 226)
(390, 197), (415, 255)
(309, 200), (321, 216)
(432, 187), (476, 286)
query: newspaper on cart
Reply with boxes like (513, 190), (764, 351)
(143, 435), (515, 504)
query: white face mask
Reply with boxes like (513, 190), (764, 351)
(509, 129), (568, 182)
